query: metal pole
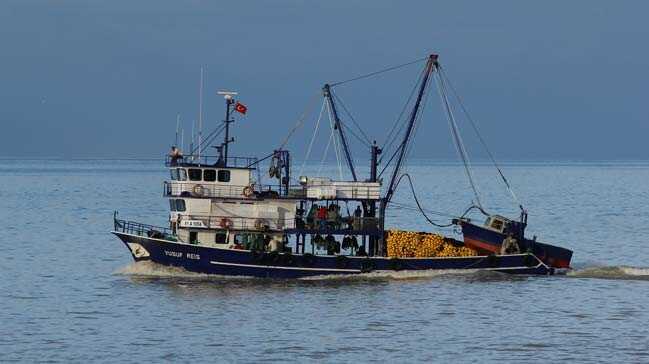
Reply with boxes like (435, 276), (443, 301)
(323, 84), (357, 181)
(224, 98), (233, 165)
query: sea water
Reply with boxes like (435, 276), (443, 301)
(2, 159), (649, 362)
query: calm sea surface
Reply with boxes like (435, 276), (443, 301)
(2, 159), (649, 363)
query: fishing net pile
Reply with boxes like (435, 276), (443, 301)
(386, 230), (478, 258)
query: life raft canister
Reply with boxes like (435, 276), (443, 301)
(219, 218), (233, 229)
(192, 184), (205, 197)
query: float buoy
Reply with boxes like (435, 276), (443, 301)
(192, 184), (205, 197)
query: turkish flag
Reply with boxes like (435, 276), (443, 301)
(235, 102), (247, 114)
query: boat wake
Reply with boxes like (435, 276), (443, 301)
(567, 265), (649, 281)
(114, 261), (248, 280)
(114, 261), (512, 283)
(299, 269), (512, 282)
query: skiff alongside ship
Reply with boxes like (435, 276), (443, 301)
(112, 54), (573, 278)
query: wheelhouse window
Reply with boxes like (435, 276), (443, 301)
(171, 199), (185, 212)
(178, 169), (188, 181)
(188, 168), (202, 181)
(490, 219), (504, 232)
(169, 199), (176, 211)
(203, 169), (216, 182)
(170, 168), (179, 180)
(218, 170), (231, 182)
(215, 231), (227, 244)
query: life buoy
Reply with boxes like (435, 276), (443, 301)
(219, 218), (233, 229)
(243, 184), (255, 197)
(254, 218), (269, 230)
(192, 184), (205, 197)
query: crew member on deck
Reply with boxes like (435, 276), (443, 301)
(353, 205), (362, 230)
(169, 146), (183, 165)
(501, 232), (521, 255)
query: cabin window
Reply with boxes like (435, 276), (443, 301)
(203, 169), (216, 182)
(490, 219), (504, 232)
(178, 169), (188, 181)
(175, 199), (186, 212)
(189, 231), (198, 244)
(188, 168), (202, 181)
(218, 170), (231, 182)
(215, 232), (228, 244)
(169, 199), (176, 211)
(170, 169), (179, 181)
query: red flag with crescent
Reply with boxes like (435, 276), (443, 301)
(235, 102), (247, 115)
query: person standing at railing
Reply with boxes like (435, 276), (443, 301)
(353, 205), (362, 230)
(169, 146), (183, 165)
(316, 205), (328, 229)
(307, 204), (318, 228)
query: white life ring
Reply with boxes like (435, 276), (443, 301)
(243, 184), (255, 197)
(219, 218), (233, 229)
(192, 184), (205, 197)
(254, 218), (269, 230)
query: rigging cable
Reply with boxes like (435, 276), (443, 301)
(439, 66), (523, 211)
(277, 92), (321, 150)
(298, 100), (327, 178)
(332, 92), (372, 146)
(378, 67), (431, 178)
(381, 67), (426, 163)
(188, 123), (226, 157)
(435, 71), (485, 210)
(330, 56), (428, 87)
(317, 125), (335, 176)
(392, 173), (454, 228)
(326, 101), (345, 180)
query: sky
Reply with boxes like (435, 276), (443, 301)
(1, 0), (648, 160)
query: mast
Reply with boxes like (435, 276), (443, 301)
(198, 67), (204, 162)
(323, 84), (357, 181)
(217, 91), (237, 166)
(383, 54), (437, 206)
(376, 54), (437, 256)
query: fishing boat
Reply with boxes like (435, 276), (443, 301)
(112, 54), (572, 278)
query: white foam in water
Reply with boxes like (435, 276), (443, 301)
(114, 261), (248, 280)
(299, 268), (500, 281)
(567, 265), (649, 280)
(115, 261), (206, 277)
(115, 262), (502, 282)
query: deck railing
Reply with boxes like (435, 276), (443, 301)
(113, 217), (175, 239)
(164, 181), (305, 199)
(165, 155), (257, 168)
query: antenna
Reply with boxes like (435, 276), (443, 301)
(175, 113), (180, 147)
(180, 128), (185, 153)
(198, 67), (204, 162)
(190, 120), (195, 160)
(217, 90), (238, 165)
(217, 91), (238, 97)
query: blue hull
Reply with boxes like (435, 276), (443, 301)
(113, 232), (555, 277)
(459, 222), (573, 269)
